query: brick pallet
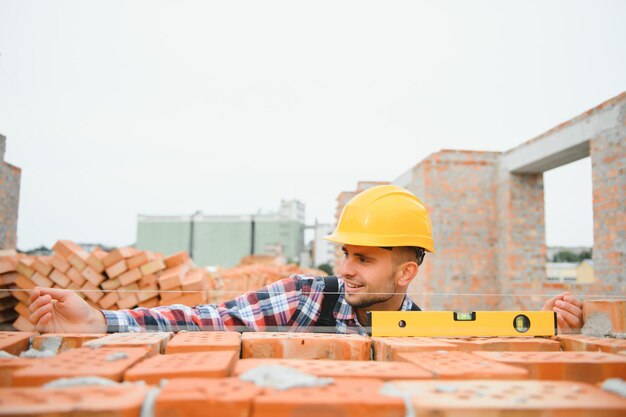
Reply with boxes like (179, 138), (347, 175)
(0, 331), (625, 415)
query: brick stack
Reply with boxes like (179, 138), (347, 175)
(209, 263), (327, 304)
(9, 240), (214, 332)
(1, 310), (626, 415)
(0, 250), (20, 328)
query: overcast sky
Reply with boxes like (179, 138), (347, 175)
(1, 0), (624, 251)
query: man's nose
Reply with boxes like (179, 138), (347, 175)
(338, 257), (355, 278)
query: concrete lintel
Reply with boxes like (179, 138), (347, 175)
(502, 98), (623, 173)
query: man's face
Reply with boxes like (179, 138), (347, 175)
(338, 244), (398, 309)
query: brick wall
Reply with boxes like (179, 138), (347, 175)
(401, 150), (502, 311)
(0, 134), (21, 249)
(590, 99), (626, 295)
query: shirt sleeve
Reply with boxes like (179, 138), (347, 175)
(101, 274), (320, 332)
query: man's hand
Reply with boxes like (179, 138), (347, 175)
(541, 291), (583, 334)
(28, 287), (107, 334)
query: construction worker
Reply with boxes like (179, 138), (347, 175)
(28, 185), (584, 335)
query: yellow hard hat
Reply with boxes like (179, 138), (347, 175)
(324, 185), (435, 253)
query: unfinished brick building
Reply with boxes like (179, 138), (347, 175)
(0, 134), (21, 250)
(336, 92), (626, 311)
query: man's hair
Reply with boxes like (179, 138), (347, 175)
(384, 246), (426, 266)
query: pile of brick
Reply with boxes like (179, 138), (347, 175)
(209, 263), (327, 304)
(2, 240), (327, 332)
(0, 250), (20, 326)
(0, 300), (625, 415)
(6, 240), (213, 332)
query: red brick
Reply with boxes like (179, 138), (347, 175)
(11, 315), (35, 332)
(125, 351), (238, 383)
(473, 351), (626, 384)
(241, 332), (371, 360)
(164, 251), (191, 269)
(32, 333), (106, 353)
(0, 257), (16, 275)
(165, 331), (241, 354)
(65, 267), (86, 286)
(0, 383), (150, 413)
(557, 334), (626, 353)
(16, 259), (35, 278)
(14, 301), (29, 318)
(116, 293), (138, 310)
(31, 258), (52, 277)
(105, 259), (128, 279)
(14, 275), (34, 291)
(372, 337), (460, 361)
(139, 273), (158, 287)
(140, 258), (166, 275)
(254, 378), (405, 417)
(118, 267), (142, 286)
(101, 277), (121, 290)
(30, 273), (53, 288)
(389, 380), (626, 415)
(159, 286), (182, 301)
(155, 377), (262, 417)
(182, 269), (208, 291)
(81, 266), (105, 286)
(137, 297), (159, 308)
(126, 251), (154, 270)
(0, 331), (34, 355)
(86, 250), (106, 273)
(79, 281), (103, 303)
(0, 356), (33, 387)
(52, 240), (89, 261)
(158, 265), (188, 290)
(67, 253), (87, 272)
(235, 358), (432, 380)
(136, 284), (159, 303)
(84, 332), (173, 356)
(397, 351), (529, 379)
(159, 291), (206, 306)
(48, 269), (70, 288)
(98, 291), (120, 309)
(11, 346), (150, 386)
(448, 336), (561, 352)
(102, 247), (136, 268)
(0, 271), (17, 286)
(583, 299), (626, 336)
(49, 254), (70, 273)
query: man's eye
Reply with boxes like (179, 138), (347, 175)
(358, 257), (367, 263)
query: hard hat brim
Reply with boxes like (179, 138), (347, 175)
(323, 231), (435, 253)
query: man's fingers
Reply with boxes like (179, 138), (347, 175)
(35, 312), (52, 332)
(29, 294), (51, 313)
(555, 313), (572, 334)
(30, 303), (52, 326)
(28, 288), (41, 305)
(563, 294), (583, 309)
(542, 293), (566, 310)
(556, 300), (583, 321)
(34, 286), (73, 301)
(554, 306), (582, 330)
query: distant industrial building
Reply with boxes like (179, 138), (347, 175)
(546, 260), (595, 284)
(136, 200), (305, 267)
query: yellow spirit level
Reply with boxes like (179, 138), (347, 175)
(366, 311), (557, 337)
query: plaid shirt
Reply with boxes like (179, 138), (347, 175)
(102, 274), (418, 335)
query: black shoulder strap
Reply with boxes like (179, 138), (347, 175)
(316, 276), (340, 328)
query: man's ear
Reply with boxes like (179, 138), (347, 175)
(396, 262), (418, 287)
